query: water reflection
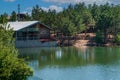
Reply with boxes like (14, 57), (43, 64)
(19, 47), (120, 68)
(19, 47), (120, 80)
(56, 48), (62, 59)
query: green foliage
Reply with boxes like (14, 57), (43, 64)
(0, 13), (8, 23)
(32, 5), (45, 21)
(0, 24), (33, 80)
(68, 22), (77, 36)
(95, 4), (114, 43)
(95, 30), (103, 43)
(30, 3), (94, 35)
(10, 11), (17, 21)
(1, 3), (120, 44)
(115, 33), (120, 43)
(30, 3), (120, 44)
(79, 23), (86, 32)
(25, 13), (32, 21)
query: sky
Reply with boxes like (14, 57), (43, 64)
(0, 0), (120, 15)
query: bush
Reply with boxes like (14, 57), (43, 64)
(115, 33), (120, 43)
(0, 24), (33, 80)
(95, 30), (103, 44)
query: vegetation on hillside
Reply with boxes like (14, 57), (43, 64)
(0, 3), (120, 44)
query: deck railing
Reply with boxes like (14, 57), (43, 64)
(16, 37), (50, 40)
(16, 37), (39, 40)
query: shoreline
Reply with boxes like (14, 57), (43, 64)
(73, 41), (120, 48)
(56, 33), (120, 48)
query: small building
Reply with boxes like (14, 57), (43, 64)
(7, 21), (56, 48)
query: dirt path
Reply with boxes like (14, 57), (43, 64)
(74, 33), (95, 47)
(73, 40), (89, 47)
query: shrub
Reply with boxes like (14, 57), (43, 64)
(115, 33), (120, 43)
(95, 30), (103, 44)
(0, 24), (33, 80)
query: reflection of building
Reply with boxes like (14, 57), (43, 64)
(7, 21), (56, 47)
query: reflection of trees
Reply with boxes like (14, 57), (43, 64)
(19, 47), (120, 69)
(94, 47), (120, 64)
(38, 47), (88, 68)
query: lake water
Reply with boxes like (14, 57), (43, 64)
(19, 46), (120, 80)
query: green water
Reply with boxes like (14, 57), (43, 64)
(19, 47), (120, 80)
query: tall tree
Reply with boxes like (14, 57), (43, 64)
(111, 6), (120, 41)
(10, 11), (17, 21)
(25, 13), (31, 21)
(96, 10), (112, 43)
(0, 13), (8, 23)
(32, 5), (41, 20)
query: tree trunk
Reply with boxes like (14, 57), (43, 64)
(104, 29), (107, 44)
(114, 26), (117, 42)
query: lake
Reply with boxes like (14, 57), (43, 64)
(19, 46), (120, 80)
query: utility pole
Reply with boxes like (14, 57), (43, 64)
(18, 4), (20, 21)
